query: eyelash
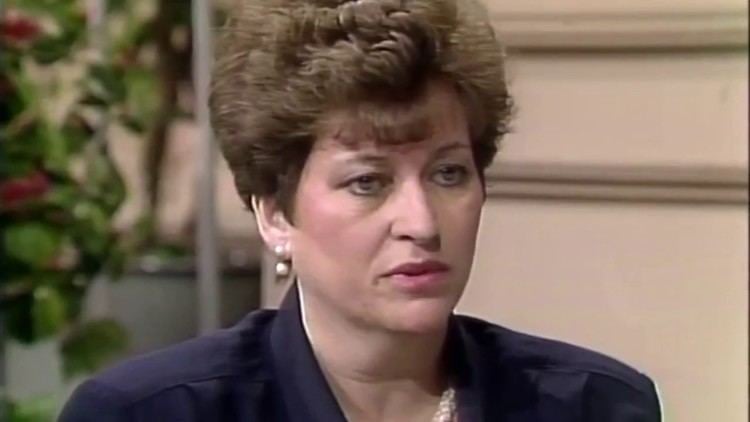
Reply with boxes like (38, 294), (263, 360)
(345, 174), (389, 196)
(432, 164), (469, 187)
(344, 164), (470, 197)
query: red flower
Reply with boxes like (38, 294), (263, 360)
(1, 10), (42, 43)
(0, 172), (51, 208)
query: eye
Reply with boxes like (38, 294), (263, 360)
(432, 164), (469, 187)
(346, 174), (388, 196)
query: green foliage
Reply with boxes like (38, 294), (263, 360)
(3, 223), (63, 267)
(0, 1), (148, 416)
(1, 1), (198, 414)
(0, 0), (138, 373)
(6, 394), (58, 422)
(61, 319), (128, 378)
(32, 287), (68, 339)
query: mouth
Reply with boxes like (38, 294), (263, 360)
(384, 260), (451, 293)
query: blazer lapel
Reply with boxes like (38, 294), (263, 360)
(269, 286), (349, 422)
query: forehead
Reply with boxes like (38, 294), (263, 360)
(314, 79), (470, 152)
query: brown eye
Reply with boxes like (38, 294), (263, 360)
(432, 165), (468, 187)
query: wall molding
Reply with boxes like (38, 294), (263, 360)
(490, 9), (748, 50)
(485, 162), (748, 205)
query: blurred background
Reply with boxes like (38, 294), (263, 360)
(0, 0), (747, 420)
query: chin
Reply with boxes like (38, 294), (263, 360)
(383, 297), (455, 334)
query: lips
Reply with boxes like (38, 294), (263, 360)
(385, 260), (450, 277)
(384, 260), (451, 293)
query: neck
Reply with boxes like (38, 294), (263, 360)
(298, 284), (449, 421)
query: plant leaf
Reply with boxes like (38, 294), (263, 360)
(7, 394), (59, 422)
(87, 65), (126, 103)
(31, 285), (67, 339)
(60, 319), (128, 379)
(3, 222), (62, 267)
(3, 284), (67, 343)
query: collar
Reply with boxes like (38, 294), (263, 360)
(268, 284), (490, 422)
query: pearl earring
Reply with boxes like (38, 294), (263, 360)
(273, 244), (285, 257)
(273, 243), (291, 279)
(275, 261), (291, 277)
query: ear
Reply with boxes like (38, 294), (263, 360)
(251, 195), (292, 253)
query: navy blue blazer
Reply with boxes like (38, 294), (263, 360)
(60, 287), (661, 421)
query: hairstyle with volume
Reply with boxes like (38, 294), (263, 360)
(210, 0), (512, 217)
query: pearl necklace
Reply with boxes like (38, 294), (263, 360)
(432, 387), (457, 422)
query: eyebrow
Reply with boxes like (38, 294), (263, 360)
(431, 142), (471, 158)
(340, 154), (389, 165)
(341, 142), (470, 164)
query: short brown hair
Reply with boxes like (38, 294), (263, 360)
(210, 0), (512, 216)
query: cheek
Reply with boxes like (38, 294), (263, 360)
(438, 188), (484, 269)
(442, 186), (483, 239)
(291, 189), (384, 282)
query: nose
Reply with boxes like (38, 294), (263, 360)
(389, 180), (440, 250)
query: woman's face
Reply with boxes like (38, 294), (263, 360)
(283, 81), (484, 334)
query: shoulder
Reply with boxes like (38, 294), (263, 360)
(59, 309), (277, 420)
(455, 314), (662, 420)
(88, 309), (276, 399)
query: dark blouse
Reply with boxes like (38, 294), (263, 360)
(60, 287), (662, 421)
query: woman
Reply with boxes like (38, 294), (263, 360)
(61, 0), (662, 421)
